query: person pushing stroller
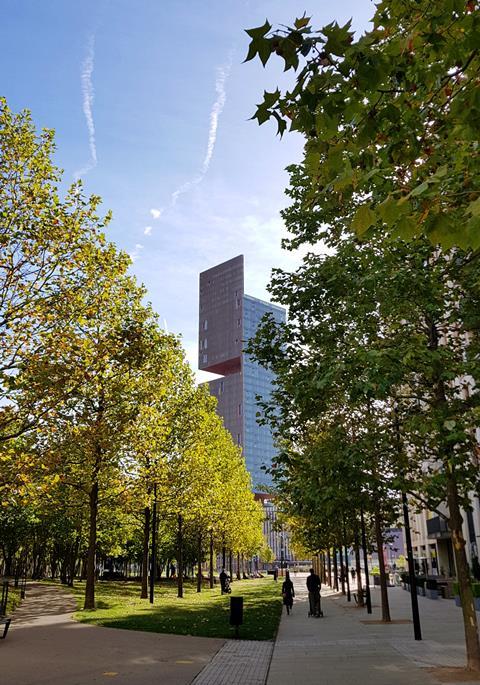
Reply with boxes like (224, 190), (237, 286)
(307, 568), (323, 617)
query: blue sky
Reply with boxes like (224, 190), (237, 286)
(2, 0), (373, 379)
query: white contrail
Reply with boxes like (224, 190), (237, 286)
(151, 52), (233, 217)
(201, 60), (230, 176)
(74, 34), (97, 179)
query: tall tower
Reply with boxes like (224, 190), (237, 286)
(198, 255), (286, 492)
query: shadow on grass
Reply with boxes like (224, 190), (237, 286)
(73, 579), (282, 640)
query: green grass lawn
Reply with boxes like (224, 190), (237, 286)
(5, 584), (21, 614)
(70, 577), (283, 640)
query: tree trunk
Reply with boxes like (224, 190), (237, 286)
(84, 480), (98, 610)
(177, 514), (183, 599)
(236, 552), (241, 580)
(209, 531), (214, 589)
(68, 537), (80, 587)
(354, 530), (364, 607)
(333, 547), (339, 591)
(197, 532), (202, 593)
(327, 548), (332, 586)
(229, 550), (233, 581)
(374, 504), (391, 622)
(141, 506), (150, 599)
(339, 545), (345, 595)
(447, 473), (480, 671)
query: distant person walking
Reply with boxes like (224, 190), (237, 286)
(307, 568), (323, 617)
(219, 568), (230, 594)
(282, 571), (295, 615)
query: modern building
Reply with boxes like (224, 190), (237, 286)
(198, 254), (286, 492)
(408, 501), (480, 578)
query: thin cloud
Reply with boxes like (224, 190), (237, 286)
(129, 243), (144, 262)
(150, 208), (163, 219)
(74, 34), (97, 179)
(153, 51), (233, 217)
(144, 226), (152, 236)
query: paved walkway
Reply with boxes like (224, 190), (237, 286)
(1, 584), (224, 685)
(3, 578), (480, 685)
(266, 575), (479, 685)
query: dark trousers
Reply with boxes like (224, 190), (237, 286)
(308, 590), (321, 616)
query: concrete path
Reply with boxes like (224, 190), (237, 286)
(191, 640), (273, 685)
(267, 575), (480, 685)
(0, 584), (224, 685)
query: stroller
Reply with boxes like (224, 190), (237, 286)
(308, 590), (324, 617)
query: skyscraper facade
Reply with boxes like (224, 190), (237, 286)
(198, 255), (286, 492)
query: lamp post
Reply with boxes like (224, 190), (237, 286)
(280, 527), (285, 577)
(149, 483), (157, 604)
(360, 507), (372, 614)
(394, 404), (422, 640)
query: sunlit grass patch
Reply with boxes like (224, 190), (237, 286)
(70, 577), (282, 640)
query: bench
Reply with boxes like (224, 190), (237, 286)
(0, 617), (11, 639)
(0, 580), (12, 638)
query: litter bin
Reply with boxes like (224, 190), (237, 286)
(230, 596), (243, 637)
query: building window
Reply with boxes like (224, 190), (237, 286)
(237, 433), (241, 445)
(219, 380), (224, 394)
(237, 318), (241, 327)
(238, 403), (242, 416)
(203, 319), (208, 331)
(201, 338), (207, 350)
(202, 354), (207, 364)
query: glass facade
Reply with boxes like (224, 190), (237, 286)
(242, 294), (286, 491)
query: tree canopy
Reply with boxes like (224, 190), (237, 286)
(245, 1), (480, 250)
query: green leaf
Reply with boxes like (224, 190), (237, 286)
(351, 205), (377, 235)
(466, 197), (480, 218)
(294, 15), (311, 30)
(378, 196), (401, 226)
(410, 181), (429, 198)
(245, 20), (272, 40)
(258, 38), (273, 66)
(394, 214), (417, 240)
(252, 105), (271, 125)
(263, 89), (280, 108)
(427, 212), (452, 247)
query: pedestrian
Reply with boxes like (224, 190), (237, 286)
(273, 565), (279, 582)
(306, 567), (323, 617)
(351, 567), (356, 580)
(282, 570), (295, 615)
(219, 568), (230, 594)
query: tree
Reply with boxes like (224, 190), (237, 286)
(0, 99), (112, 446)
(245, 3), (480, 251)
(247, 225), (480, 667)
(246, 6), (480, 669)
(36, 260), (159, 609)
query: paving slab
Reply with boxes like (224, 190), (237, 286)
(191, 640), (273, 685)
(0, 584), (224, 685)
